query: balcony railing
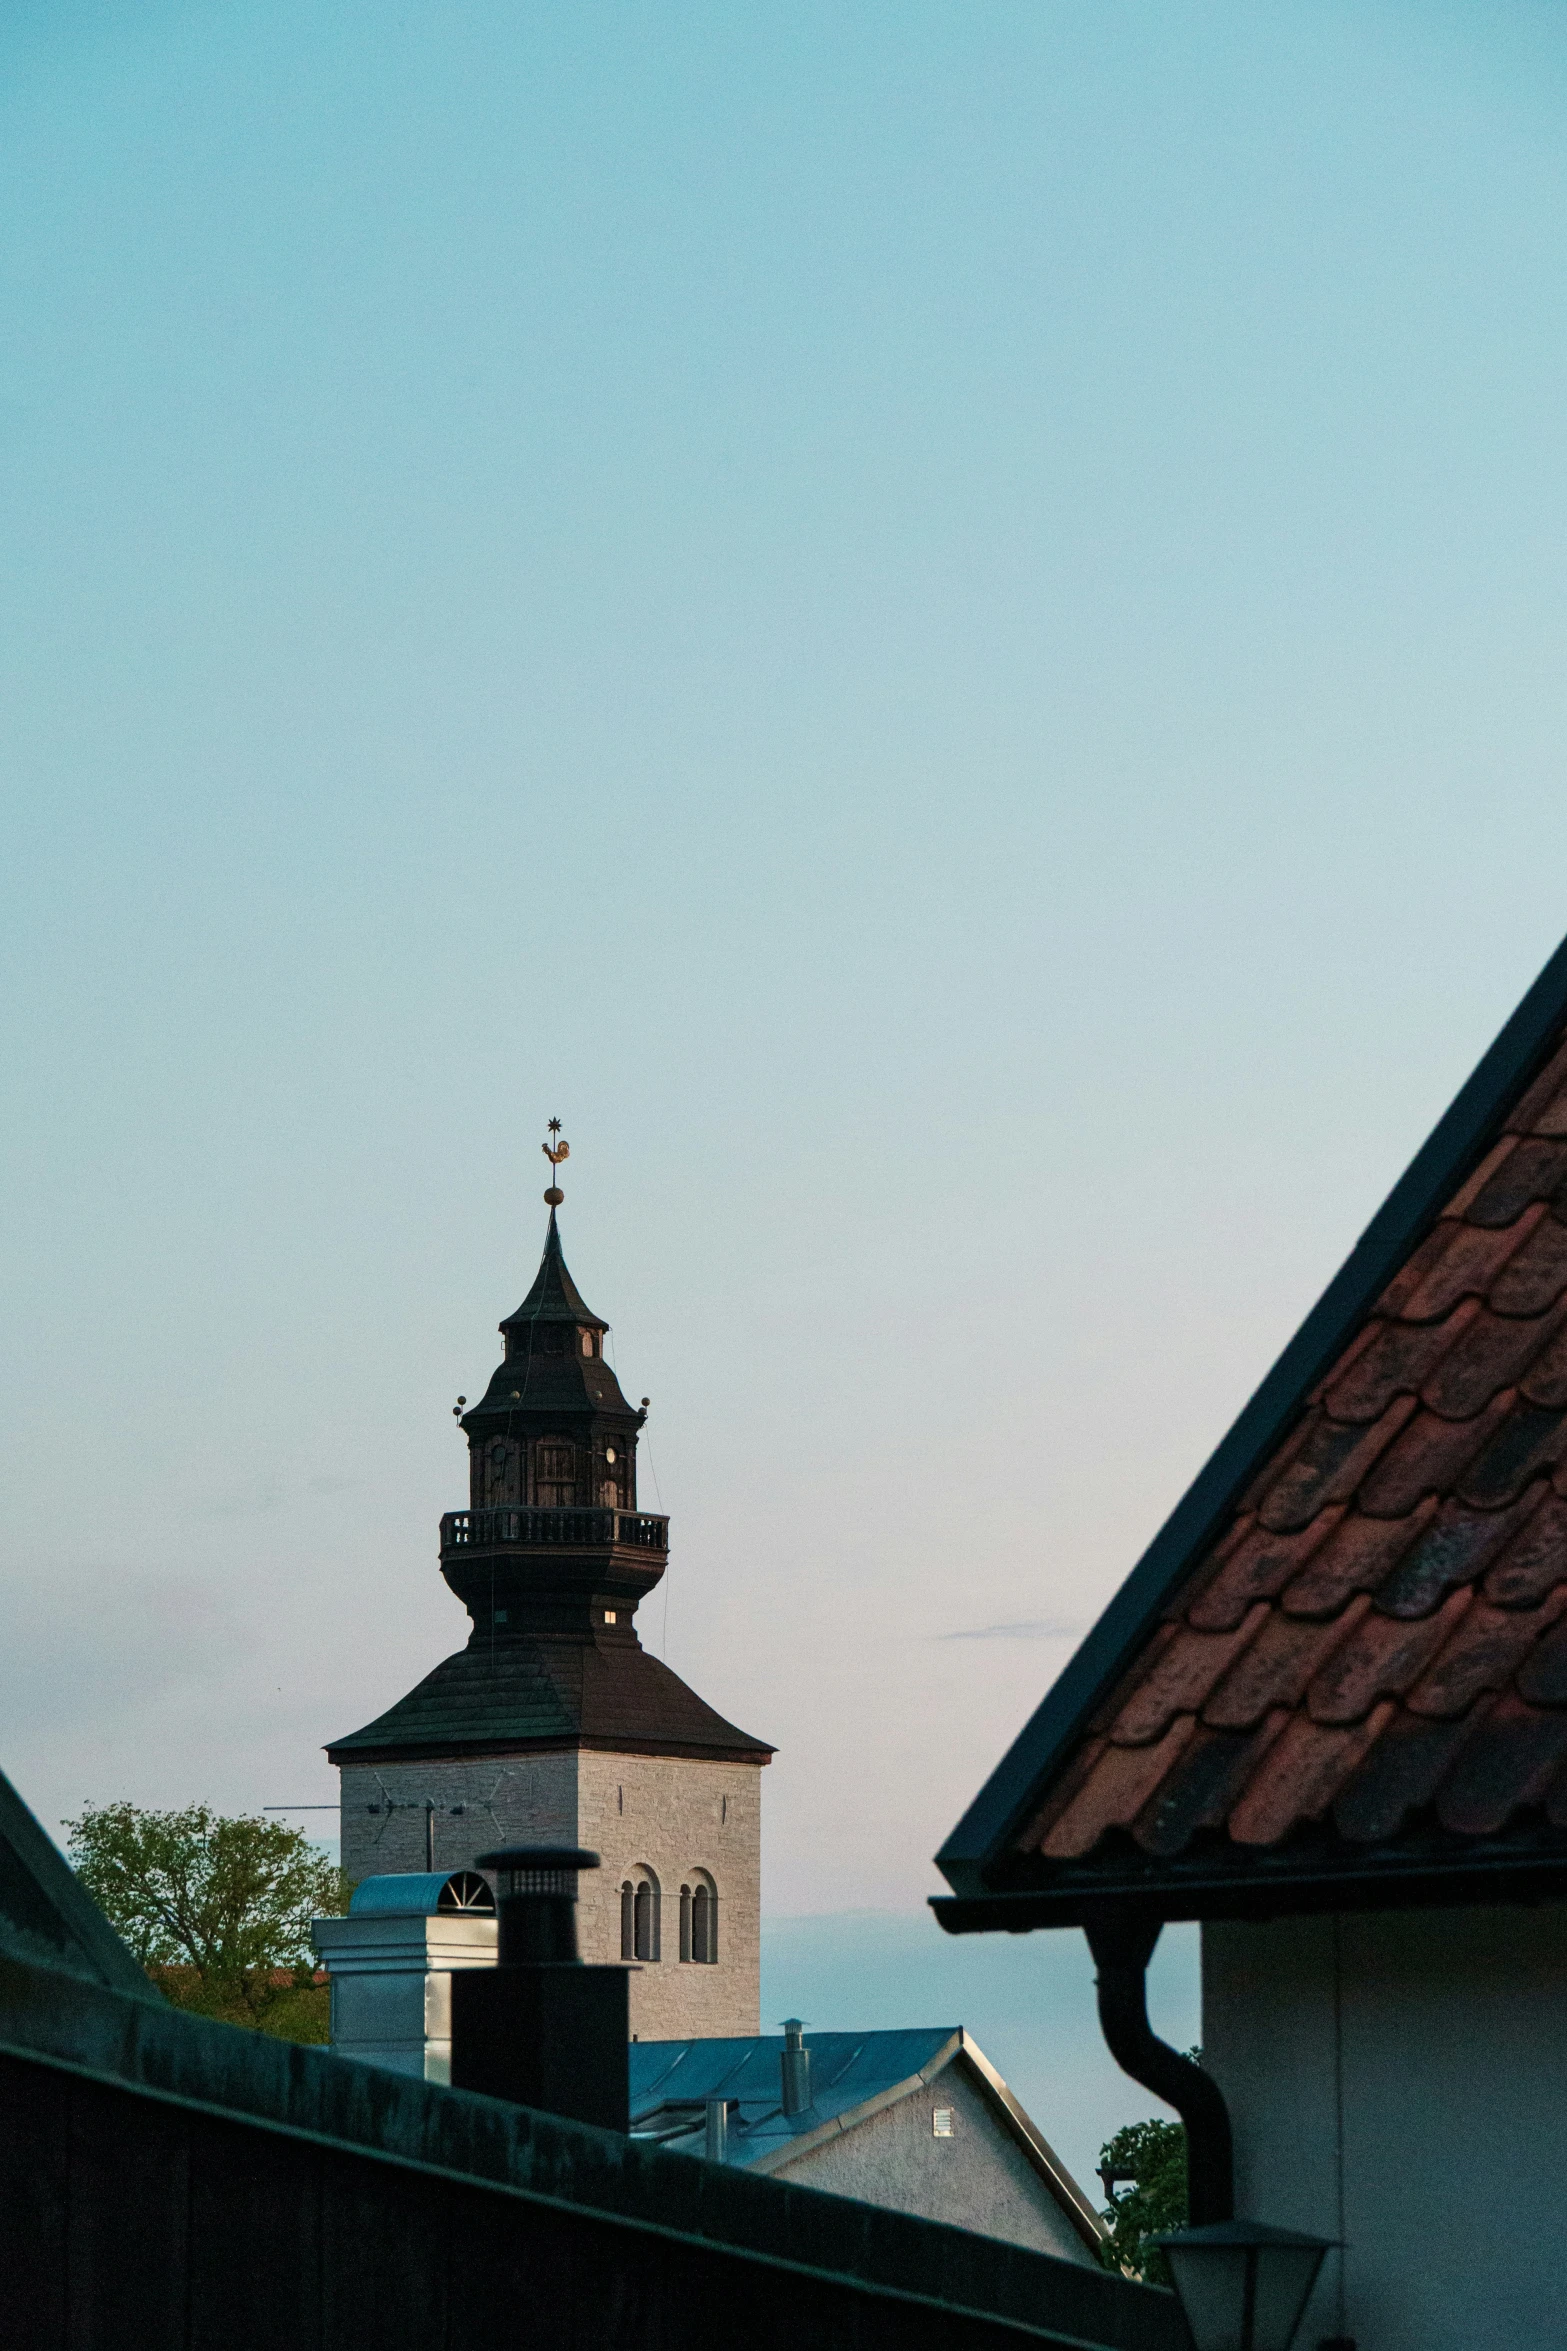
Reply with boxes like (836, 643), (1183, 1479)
(441, 1507), (669, 1555)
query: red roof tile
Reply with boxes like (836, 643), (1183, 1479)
(1185, 1512), (1343, 1632)
(1305, 1588), (1470, 1725)
(1370, 1487), (1542, 1618)
(1435, 1694), (1567, 1834)
(1386, 1208), (1544, 1322)
(1517, 1617), (1567, 1706)
(1356, 1391), (1517, 1517)
(1487, 1214), (1567, 1314)
(1319, 1309), (1471, 1423)
(1201, 1601), (1370, 1731)
(1037, 1719), (1199, 1860)
(1275, 1502), (1434, 1620)
(1253, 1398), (1415, 1533)
(1483, 1488), (1567, 1607)
(1462, 1136), (1567, 1226)
(1227, 1705), (1395, 1846)
(1406, 1587), (1567, 1718)
(1421, 1304), (1566, 1416)
(1103, 1608), (1269, 1746)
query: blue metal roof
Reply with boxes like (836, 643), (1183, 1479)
(629, 2027), (962, 2168)
(348, 1871), (493, 1917)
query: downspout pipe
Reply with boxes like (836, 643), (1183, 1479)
(1084, 1910), (1233, 2225)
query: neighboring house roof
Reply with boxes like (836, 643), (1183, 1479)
(935, 932), (1567, 1927)
(326, 1633), (774, 1764)
(628, 2027), (1103, 2253)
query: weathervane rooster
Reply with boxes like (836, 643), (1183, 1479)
(542, 1118), (569, 1206)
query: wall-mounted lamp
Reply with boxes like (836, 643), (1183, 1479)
(1151, 2219), (1335, 2351)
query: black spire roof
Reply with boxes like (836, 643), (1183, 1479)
(462, 1212), (637, 1437)
(500, 1209), (609, 1335)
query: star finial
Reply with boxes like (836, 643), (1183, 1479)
(542, 1118), (569, 1206)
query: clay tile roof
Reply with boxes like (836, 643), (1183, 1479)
(935, 934), (1567, 1929)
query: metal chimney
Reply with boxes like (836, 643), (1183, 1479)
(780, 2019), (812, 2118)
(704, 2097), (729, 2162)
(450, 1846), (629, 2133)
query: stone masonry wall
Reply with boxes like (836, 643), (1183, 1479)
(337, 1750), (764, 2040)
(577, 1752), (762, 2040)
(338, 1754), (580, 1883)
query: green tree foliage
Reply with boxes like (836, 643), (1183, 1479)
(1096, 2114), (1188, 2286)
(65, 1800), (347, 2039)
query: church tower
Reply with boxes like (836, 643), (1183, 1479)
(327, 1138), (772, 2038)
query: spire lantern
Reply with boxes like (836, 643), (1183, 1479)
(453, 1144), (645, 1556)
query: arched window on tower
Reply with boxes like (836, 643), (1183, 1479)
(620, 1881), (634, 1962)
(692, 1876), (717, 1964)
(680, 1871), (717, 1964)
(632, 1872), (660, 1962)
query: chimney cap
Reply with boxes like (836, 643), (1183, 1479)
(476, 1846), (599, 1875)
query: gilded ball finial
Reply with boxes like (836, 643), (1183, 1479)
(542, 1118), (569, 1205)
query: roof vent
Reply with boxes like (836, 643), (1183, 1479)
(780, 2018), (812, 2118)
(347, 1870), (496, 1919)
(475, 1845), (597, 1964)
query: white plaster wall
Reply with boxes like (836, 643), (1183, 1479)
(778, 2068), (1094, 2264)
(337, 1749), (763, 2040)
(1203, 1902), (1567, 2351)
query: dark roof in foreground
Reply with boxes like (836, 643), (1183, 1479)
(936, 931), (1567, 1927)
(0, 1765), (1179, 2351)
(629, 2027), (1101, 2250)
(328, 1630), (774, 1763)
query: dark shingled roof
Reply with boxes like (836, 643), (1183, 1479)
(935, 931), (1567, 1928)
(502, 1209), (608, 1332)
(327, 1630), (774, 1765)
(462, 1212), (640, 1432)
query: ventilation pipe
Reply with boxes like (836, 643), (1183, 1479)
(780, 2019), (812, 2118)
(1084, 1911), (1233, 2225)
(704, 2097), (729, 2162)
(450, 1847), (628, 2132)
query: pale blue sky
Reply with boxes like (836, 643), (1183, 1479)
(4, 1), (1567, 2167)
